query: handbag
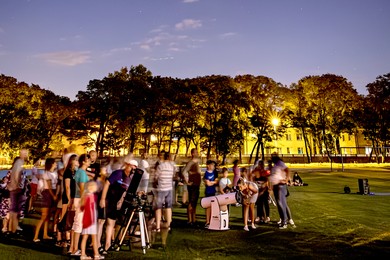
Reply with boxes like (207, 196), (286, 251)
(58, 210), (75, 232)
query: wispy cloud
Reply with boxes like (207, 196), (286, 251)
(175, 19), (202, 30)
(219, 32), (237, 39)
(182, 0), (199, 3)
(35, 51), (91, 66)
(144, 56), (174, 61)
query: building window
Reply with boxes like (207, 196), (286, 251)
(342, 135), (345, 141)
(286, 148), (290, 154)
(297, 147), (303, 154)
(285, 134), (292, 141)
(297, 134), (303, 141)
(348, 134), (352, 141)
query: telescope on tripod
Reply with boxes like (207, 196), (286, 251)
(113, 168), (151, 255)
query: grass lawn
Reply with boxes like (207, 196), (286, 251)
(1, 165), (390, 259)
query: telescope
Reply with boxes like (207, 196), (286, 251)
(201, 191), (243, 230)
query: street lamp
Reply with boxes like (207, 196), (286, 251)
(271, 117), (280, 152)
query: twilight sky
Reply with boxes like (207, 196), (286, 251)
(1, 0), (389, 99)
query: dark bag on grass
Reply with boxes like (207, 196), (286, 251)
(58, 210), (75, 232)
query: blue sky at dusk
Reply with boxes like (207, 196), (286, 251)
(1, 0), (389, 99)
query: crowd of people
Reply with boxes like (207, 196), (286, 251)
(0, 148), (300, 258)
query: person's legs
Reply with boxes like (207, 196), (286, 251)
(80, 234), (88, 257)
(155, 209), (162, 230)
(277, 185), (288, 225)
(97, 219), (105, 248)
(33, 207), (48, 240)
(104, 218), (116, 251)
(9, 190), (21, 233)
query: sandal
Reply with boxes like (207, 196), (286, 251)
(80, 256), (92, 260)
(94, 255), (105, 259)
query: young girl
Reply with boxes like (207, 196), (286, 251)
(218, 167), (232, 194)
(80, 181), (104, 260)
(237, 178), (258, 231)
(33, 158), (57, 242)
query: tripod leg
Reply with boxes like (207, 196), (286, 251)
(138, 211), (149, 254)
(115, 210), (136, 251)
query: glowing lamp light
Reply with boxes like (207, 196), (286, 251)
(271, 118), (280, 127)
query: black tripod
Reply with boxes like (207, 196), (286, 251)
(114, 203), (150, 254)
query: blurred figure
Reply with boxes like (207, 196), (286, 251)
(153, 152), (175, 232)
(28, 158), (41, 214)
(87, 150), (100, 180)
(270, 154), (294, 229)
(8, 149), (28, 235)
(33, 158), (58, 242)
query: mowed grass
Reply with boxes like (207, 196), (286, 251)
(1, 165), (390, 259)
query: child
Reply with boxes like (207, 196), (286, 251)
(203, 160), (218, 228)
(237, 178), (258, 231)
(218, 167), (232, 194)
(80, 181), (104, 260)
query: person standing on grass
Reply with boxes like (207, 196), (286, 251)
(69, 154), (90, 256)
(99, 156), (138, 255)
(253, 161), (271, 224)
(28, 158), (41, 214)
(237, 178), (258, 231)
(33, 158), (58, 242)
(270, 153), (293, 229)
(153, 152), (175, 232)
(182, 148), (201, 225)
(80, 181), (104, 260)
(203, 160), (218, 228)
(8, 149), (28, 236)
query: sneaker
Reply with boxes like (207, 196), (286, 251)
(16, 225), (23, 231)
(288, 219), (296, 228)
(71, 250), (81, 256)
(243, 226), (249, 231)
(278, 223), (287, 229)
(265, 217), (270, 223)
(204, 223), (209, 229)
(277, 219), (282, 225)
(255, 217), (260, 223)
(251, 224), (256, 230)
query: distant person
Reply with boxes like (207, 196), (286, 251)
(8, 149), (28, 236)
(292, 172), (308, 186)
(87, 150), (100, 180)
(28, 158), (41, 214)
(182, 148), (202, 226)
(138, 152), (150, 194)
(232, 160), (240, 187)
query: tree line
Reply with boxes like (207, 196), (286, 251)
(1, 65), (389, 164)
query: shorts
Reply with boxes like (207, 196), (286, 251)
(106, 199), (118, 221)
(188, 186), (200, 208)
(72, 198), (84, 233)
(41, 189), (54, 208)
(9, 189), (24, 213)
(30, 183), (38, 197)
(154, 190), (173, 209)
